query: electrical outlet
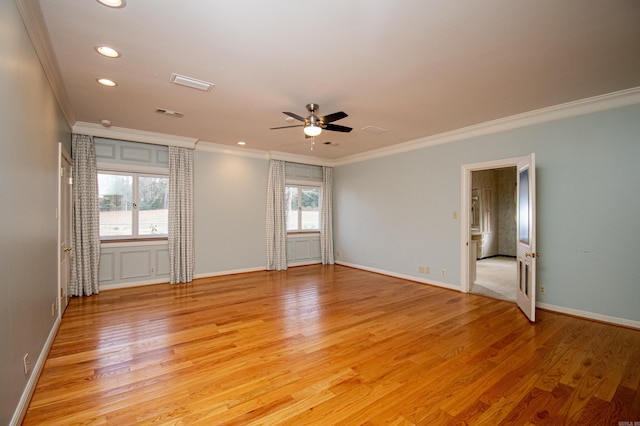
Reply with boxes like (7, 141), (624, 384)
(539, 285), (546, 295)
(425, 266), (431, 274)
(336, 250), (343, 258)
(441, 269), (446, 278)
(452, 211), (458, 219)
(419, 266), (425, 274)
(23, 353), (30, 375)
(51, 302), (55, 317)
(150, 267), (155, 274)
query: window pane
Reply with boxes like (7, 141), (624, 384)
(98, 173), (132, 236)
(519, 168), (529, 244)
(301, 187), (320, 230)
(285, 186), (298, 231)
(138, 176), (169, 236)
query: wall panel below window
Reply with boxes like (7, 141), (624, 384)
(287, 234), (321, 266)
(99, 242), (170, 289)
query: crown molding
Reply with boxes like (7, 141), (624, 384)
(267, 150), (337, 167)
(73, 122), (197, 149)
(69, 85), (640, 164)
(191, 142), (338, 166)
(15, 0), (76, 128)
(334, 86), (640, 166)
(196, 140), (268, 159)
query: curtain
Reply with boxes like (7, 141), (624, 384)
(70, 134), (100, 296)
(321, 166), (335, 264)
(266, 159), (287, 270)
(168, 146), (194, 284)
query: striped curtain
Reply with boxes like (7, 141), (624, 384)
(168, 146), (194, 284)
(266, 159), (287, 270)
(321, 166), (335, 264)
(70, 134), (100, 296)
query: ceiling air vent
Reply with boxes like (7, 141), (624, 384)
(155, 108), (184, 118)
(361, 125), (388, 134)
(170, 73), (214, 91)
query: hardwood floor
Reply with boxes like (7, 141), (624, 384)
(24, 265), (640, 425)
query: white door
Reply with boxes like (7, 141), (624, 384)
(516, 153), (537, 322)
(59, 145), (73, 315)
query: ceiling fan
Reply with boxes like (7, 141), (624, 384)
(270, 103), (352, 138)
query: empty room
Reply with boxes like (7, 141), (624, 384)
(3, 1), (640, 424)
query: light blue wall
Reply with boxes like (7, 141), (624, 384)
(0, 2), (71, 423)
(194, 151), (269, 274)
(94, 142), (326, 283)
(334, 104), (640, 322)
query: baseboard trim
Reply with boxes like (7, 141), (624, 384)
(335, 261), (461, 292)
(11, 316), (61, 426)
(100, 278), (170, 291)
(287, 260), (323, 268)
(336, 261), (639, 329)
(85, 267), (640, 330)
(537, 302), (640, 330)
(99, 263), (328, 289)
(195, 266), (266, 279)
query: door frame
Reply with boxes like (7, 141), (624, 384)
(460, 155), (527, 294)
(58, 143), (72, 318)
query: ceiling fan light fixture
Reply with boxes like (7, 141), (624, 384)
(304, 124), (322, 137)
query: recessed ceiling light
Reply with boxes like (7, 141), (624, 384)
(95, 46), (120, 58)
(97, 78), (117, 87)
(96, 0), (126, 8)
(237, 141), (246, 146)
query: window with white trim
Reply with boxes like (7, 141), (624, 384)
(285, 185), (320, 232)
(98, 171), (169, 239)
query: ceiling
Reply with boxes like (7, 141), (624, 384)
(22, 0), (640, 160)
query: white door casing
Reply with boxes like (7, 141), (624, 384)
(516, 153), (537, 322)
(58, 143), (72, 315)
(460, 156), (522, 294)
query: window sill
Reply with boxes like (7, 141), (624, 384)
(100, 238), (168, 248)
(287, 231), (320, 238)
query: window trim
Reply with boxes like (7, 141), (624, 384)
(285, 183), (322, 233)
(98, 169), (169, 241)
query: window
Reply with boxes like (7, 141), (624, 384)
(98, 172), (169, 239)
(286, 185), (320, 232)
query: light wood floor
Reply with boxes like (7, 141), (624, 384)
(24, 265), (640, 425)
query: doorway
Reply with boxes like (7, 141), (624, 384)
(470, 167), (517, 301)
(461, 157), (521, 301)
(58, 143), (72, 317)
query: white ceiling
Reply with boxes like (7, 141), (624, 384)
(25, 0), (640, 160)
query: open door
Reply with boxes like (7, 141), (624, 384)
(59, 144), (72, 316)
(516, 153), (537, 321)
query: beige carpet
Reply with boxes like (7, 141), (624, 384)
(472, 256), (516, 301)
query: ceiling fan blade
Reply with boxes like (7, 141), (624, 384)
(283, 112), (305, 122)
(270, 125), (304, 130)
(324, 123), (352, 133)
(320, 111), (348, 123)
